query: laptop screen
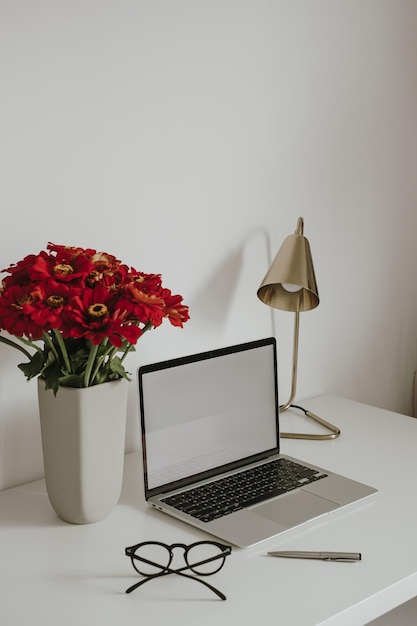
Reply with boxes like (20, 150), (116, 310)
(139, 337), (279, 497)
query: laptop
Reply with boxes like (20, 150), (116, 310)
(138, 337), (377, 547)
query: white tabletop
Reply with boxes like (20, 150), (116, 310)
(1, 395), (417, 626)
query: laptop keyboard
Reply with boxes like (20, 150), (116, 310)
(161, 458), (328, 523)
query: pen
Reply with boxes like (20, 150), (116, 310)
(267, 551), (361, 562)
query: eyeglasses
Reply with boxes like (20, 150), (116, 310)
(125, 540), (232, 600)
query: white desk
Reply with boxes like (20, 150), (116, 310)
(1, 395), (417, 626)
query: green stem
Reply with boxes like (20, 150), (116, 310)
(120, 322), (153, 364)
(90, 341), (112, 384)
(52, 329), (72, 374)
(84, 343), (99, 387)
(0, 335), (33, 359)
(18, 336), (44, 354)
(107, 344), (119, 362)
(42, 332), (60, 361)
(120, 342), (135, 363)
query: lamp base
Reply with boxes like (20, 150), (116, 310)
(280, 404), (341, 440)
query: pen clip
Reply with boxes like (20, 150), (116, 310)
(321, 553), (361, 562)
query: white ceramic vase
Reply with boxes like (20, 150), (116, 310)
(37, 377), (128, 524)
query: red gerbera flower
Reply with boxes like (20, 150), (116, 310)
(161, 289), (190, 327)
(62, 283), (142, 347)
(31, 249), (93, 286)
(1, 254), (38, 289)
(120, 282), (167, 327)
(28, 281), (78, 330)
(0, 284), (45, 339)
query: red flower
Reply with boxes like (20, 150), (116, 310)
(62, 283), (142, 347)
(87, 252), (126, 288)
(47, 243), (97, 256)
(1, 254), (38, 289)
(128, 271), (163, 293)
(161, 289), (190, 327)
(28, 282), (77, 330)
(120, 282), (167, 327)
(0, 284), (45, 339)
(31, 248), (93, 286)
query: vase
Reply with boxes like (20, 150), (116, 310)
(37, 377), (128, 524)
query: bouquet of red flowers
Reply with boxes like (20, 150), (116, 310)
(0, 243), (189, 393)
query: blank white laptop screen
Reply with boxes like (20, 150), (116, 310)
(140, 342), (278, 492)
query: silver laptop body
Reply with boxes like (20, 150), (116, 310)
(138, 337), (377, 548)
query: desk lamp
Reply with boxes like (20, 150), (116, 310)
(257, 217), (340, 440)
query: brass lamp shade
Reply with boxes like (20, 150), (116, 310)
(257, 217), (319, 312)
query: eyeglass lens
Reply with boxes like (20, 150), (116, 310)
(131, 542), (171, 576)
(185, 543), (226, 575)
(130, 541), (227, 577)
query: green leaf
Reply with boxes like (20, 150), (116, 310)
(58, 374), (85, 388)
(109, 356), (131, 380)
(41, 372), (60, 395)
(18, 351), (45, 380)
(44, 348), (58, 368)
(93, 370), (113, 385)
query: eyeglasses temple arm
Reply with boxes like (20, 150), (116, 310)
(125, 567), (226, 600)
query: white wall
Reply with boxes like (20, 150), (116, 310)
(1, 0), (417, 489)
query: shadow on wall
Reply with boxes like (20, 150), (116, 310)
(0, 344), (44, 489)
(187, 226), (274, 348)
(190, 248), (243, 329)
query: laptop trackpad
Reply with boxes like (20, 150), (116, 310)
(253, 490), (337, 528)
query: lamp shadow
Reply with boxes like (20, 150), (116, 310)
(189, 249), (242, 329)
(189, 226), (272, 332)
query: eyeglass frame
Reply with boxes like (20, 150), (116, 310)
(125, 540), (232, 600)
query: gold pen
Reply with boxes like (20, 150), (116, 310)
(268, 551), (361, 562)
